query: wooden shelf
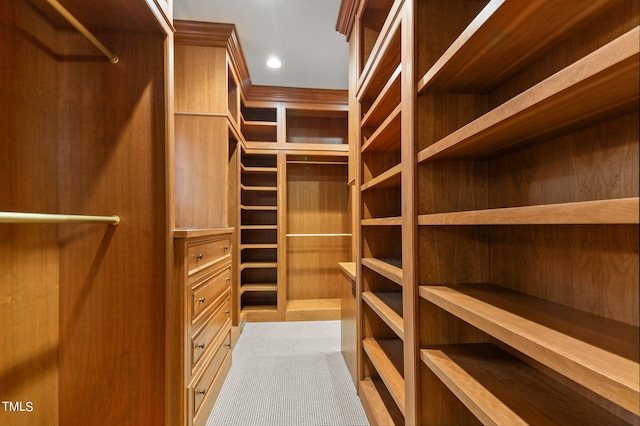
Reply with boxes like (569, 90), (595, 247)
(418, 198), (640, 225)
(361, 163), (402, 191)
(419, 284), (640, 415)
(239, 225), (277, 230)
(338, 262), (356, 281)
(358, 3), (402, 102)
(239, 262), (278, 270)
(417, 27), (639, 162)
(361, 257), (403, 286)
(240, 205), (278, 211)
(240, 284), (278, 294)
(362, 338), (405, 415)
(241, 244), (278, 250)
(359, 379), (404, 426)
(421, 343), (625, 425)
(361, 104), (402, 153)
(240, 184), (277, 192)
(362, 217), (402, 226)
(362, 291), (404, 340)
(362, 64), (402, 129)
(240, 165), (277, 173)
(241, 119), (277, 143)
(418, 0), (622, 93)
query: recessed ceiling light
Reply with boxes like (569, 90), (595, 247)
(266, 56), (282, 69)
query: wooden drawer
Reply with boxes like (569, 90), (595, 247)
(191, 267), (231, 324)
(187, 236), (231, 281)
(190, 296), (231, 371)
(191, 331), (231, 420)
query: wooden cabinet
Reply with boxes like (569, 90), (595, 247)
(341, 0), (639, 424)
(173, 229), (234, 426)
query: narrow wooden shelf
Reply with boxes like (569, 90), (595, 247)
(240, 284), (278, 294)
(239, 225), (277, 230)
(362, 338), (405, 415)
(418, 198), (640, 225)
(418, 0), (621, 93)
(361, 163), (402, 191)
(419, 284), (640, 415)
(421, 343), (626, 426)
(240, 184), (277, 192)
(359, 379), (404, 426)
(362, 64), (402, 129)
(240, 244), (278, 250)
(240, 205), (278, 211)
(362, 217), (402, 226)
(362, 291), (404, 340)
(417, 27), (639, 162)
(338, 262), (356, 281)
(240, 165), (277, 173)
(361, 104), (401, 153)
(358, 4), (402, 102)
(241, 120), (277, 143)
(362, 257), (403, 286)
(239, 262), (277, 270)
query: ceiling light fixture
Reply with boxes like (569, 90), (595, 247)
(266, 56), (282, 69)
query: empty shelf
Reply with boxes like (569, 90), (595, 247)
(419, 284), (640, 415)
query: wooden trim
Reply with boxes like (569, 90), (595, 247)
(174, 20), (251, 96)
(246, 85), (348, 105)
(336, 0), (359, 38)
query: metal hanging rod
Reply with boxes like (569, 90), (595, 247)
(286, 233), (352, 237)
(0, 212), (120, 225)
(46, 0), (119, 64)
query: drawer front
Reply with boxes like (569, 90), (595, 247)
(190, 297), (231, 370)
(187, 237), (231, 280)
(191, 331), (231, 418)
(191, 267), (231, 324)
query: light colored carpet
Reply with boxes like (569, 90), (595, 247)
(206, 320), (369, 426)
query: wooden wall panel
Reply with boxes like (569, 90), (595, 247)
(174, 44), (227, 114)
(57, 31), (167, 426)
(175, 115), (229, 228)
(0, 2), (60, 424)
(490, 225), (639, 326)
(286, 163), (350, 300)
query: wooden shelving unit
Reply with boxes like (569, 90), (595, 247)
(238, 151), (279, 321)
(414, 0), (639, 424)
(341, 0), (639, 424)
(355, 0), (414, 423)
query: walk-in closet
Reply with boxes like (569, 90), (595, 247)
(1, 0), (638, 425)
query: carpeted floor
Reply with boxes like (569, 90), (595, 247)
(206, 320), (369, 426)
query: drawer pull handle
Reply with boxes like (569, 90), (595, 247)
(226, 277), (231, 282)
(197, 388), (206, 395)
(225, 343), (231, 348)
(196, 343), (205, 349)
(196, 253), (204, 260)
(223, 246), (229, 251)
(198, 297), (205, 303)
(224, 310), (230, 315)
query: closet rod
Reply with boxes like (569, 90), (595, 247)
(46, 0), (119, 64)
(286, 233), (351, 237)
(0, 212), (120, 225)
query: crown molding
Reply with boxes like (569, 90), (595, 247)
(336, 0), (358, 38)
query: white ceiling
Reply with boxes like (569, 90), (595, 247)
(173, 0), (349, 90)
